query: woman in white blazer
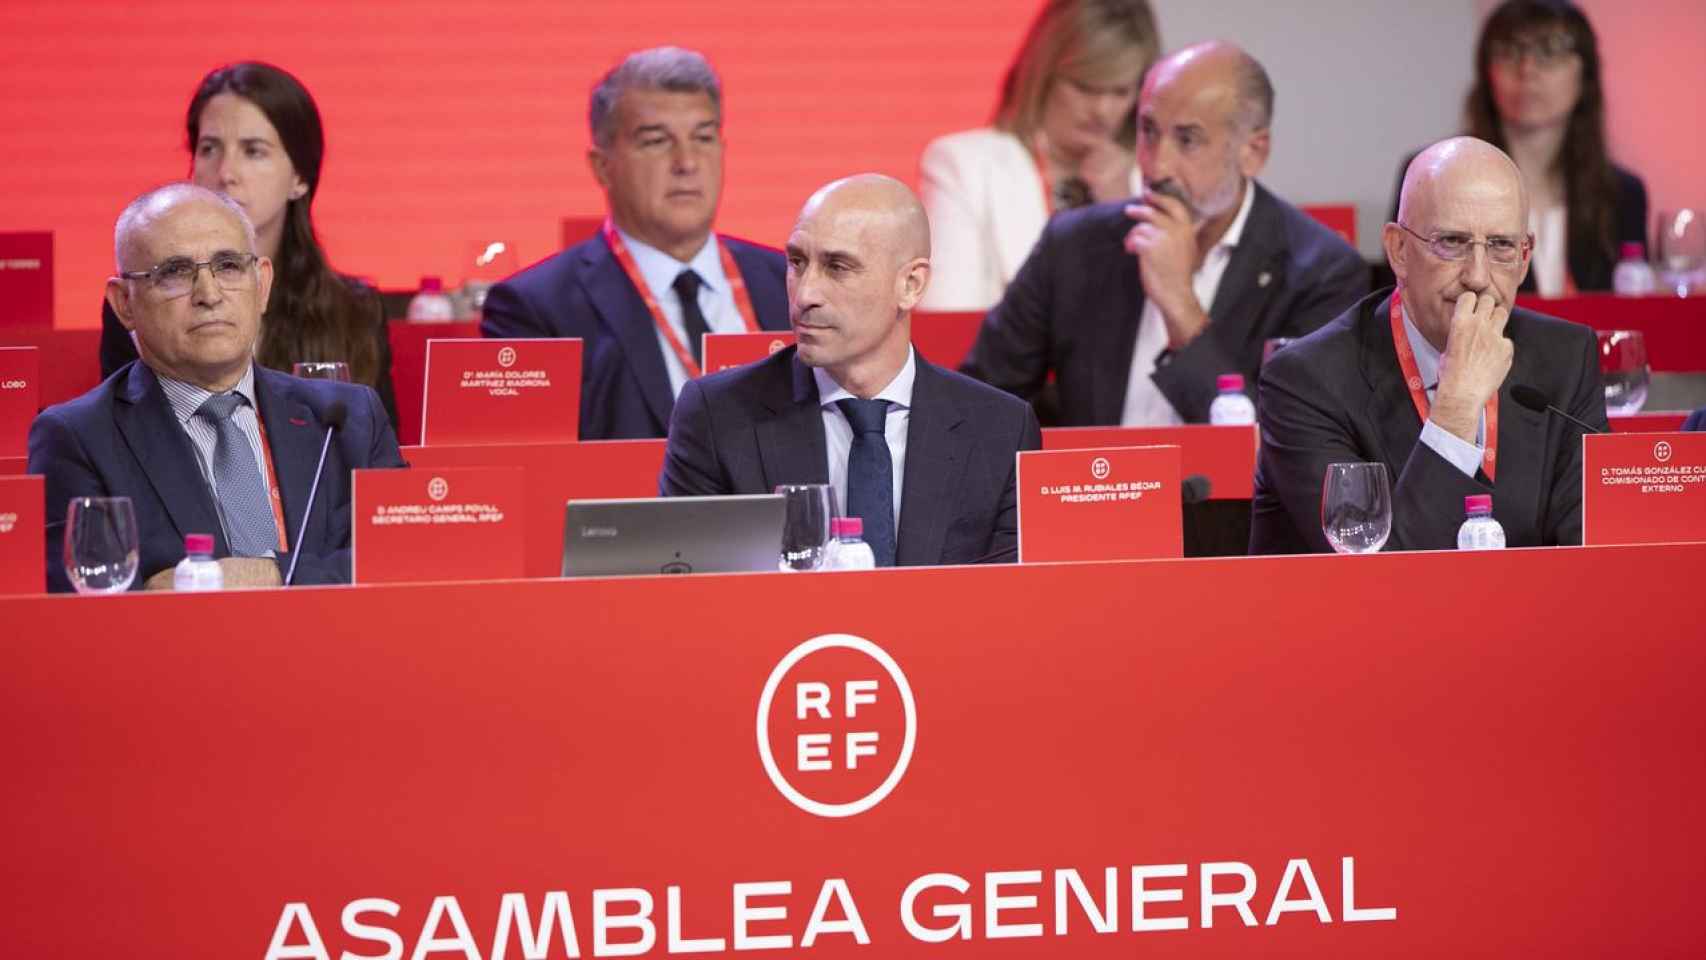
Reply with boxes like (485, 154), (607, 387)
(920, 0), (1160, 311)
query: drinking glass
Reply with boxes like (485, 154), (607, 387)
(1320, 462), (1391, 554)
(775, 483), (836, 571)
(1655, 209), (1705, 297)
(1596, 329), (1650, 415)
(292, 361), (351, 382)
(64, 496), (140, 594)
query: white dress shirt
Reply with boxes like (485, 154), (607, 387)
(615, 226), (744, 396)
(1401, 303), (1488, 478)
(156, 363), (276, 553)
(1120, 177), (1257, 426)
(813, 348), (916, 529)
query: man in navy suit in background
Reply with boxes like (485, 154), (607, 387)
(28, 183), (404, 592)
(661, 175), (1040, 566)
(481, 46), (789, 439)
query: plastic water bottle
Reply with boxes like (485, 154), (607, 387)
(406, 276), (457, 322)
(823, 517), (876, 570)
(1456, 494), (1506, 551)
(1208, 373), (1256, 425)
(1612, 243), (1656, 296)
(172, 533), (224, 591)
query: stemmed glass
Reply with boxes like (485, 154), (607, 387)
(1655, 209), (1705, 297)
(775, 483), (836, 571)
(1321, 463), (1392, 554)
(292, 361), (351, 382)
(64, 496), (140, 593)
(1597, 330), (1650, 415)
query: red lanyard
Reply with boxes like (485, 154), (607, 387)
(602, 219), (761, 379)
(1389, 289), (1498, 481)
(250, 397), (290, 552)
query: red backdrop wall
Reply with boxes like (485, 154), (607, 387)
(0, 0), (1035, 328)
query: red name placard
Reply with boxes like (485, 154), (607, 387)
(421, 338), (581, 445)
(404, 439), (666, 577)
(1017, 444), (1181, 562)
(0, 474), (43, 594)
(352, 466), (525, 584)
(0, 233), (52, 329)
(702, 331), (795, 374)
(1043, 424), (1256, 499)
(0, 346), (39, 457)
(1583, 432), (1706, 545)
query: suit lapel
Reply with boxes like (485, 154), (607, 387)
(755, 355), (830, 490)
(1493, 316), (1547, 523)
(1358, 292), (1426, 476)
(255, 368), (324, 553)
(579, 236), (676, 430)
(896, 358), (971, 565)
(1091, 223), (1147, 425)
(112, 364), (228, 554)
(1206, 184), (1286, 344)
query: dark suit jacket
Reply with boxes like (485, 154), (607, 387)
(481, 231), (789, 440)
(1388, 154), (1649, 292)
(962, 180), (1369, 425)
(660, 346), (1042, 566)
(98, 279), (400, 428)
(1250, 288), (1608, 553)
(28, 362), (405, 592)
(1684, 407), (1706, 432)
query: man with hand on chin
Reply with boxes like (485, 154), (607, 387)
(1251, 136), (1608, 553)
(963, 41), (1366, 426)
(661, 175), (1040, 566)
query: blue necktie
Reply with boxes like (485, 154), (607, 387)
(194, 392), (279, 556)
(836, 398), (896, 567)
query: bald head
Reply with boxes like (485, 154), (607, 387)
(1397, 136), (1528, 228)
(114, 182), (255, 273)
(1147, 40), (1273, 134)
(797, 174), (931, 267)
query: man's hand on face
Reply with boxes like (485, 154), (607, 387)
(1431, 290), (1514, 445)
(1124, 189), (1209, 348)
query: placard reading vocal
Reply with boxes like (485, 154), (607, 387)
(1016, 444), (1182, 562)
(351, 466), (525, 584)
(1582, 432), (1706, 546)
(421, 338), (581, 445)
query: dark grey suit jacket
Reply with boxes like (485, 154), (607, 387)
(660, 346), (1041, 565)
(481, 231), (789, 440)
(1251, 288), (1608, 553)
(28, 362), (405, 592)
(962, 180), (1369, 424)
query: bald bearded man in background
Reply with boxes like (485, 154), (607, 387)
(661, 174), (1041, 566)
(1251, 137), (1607, 552)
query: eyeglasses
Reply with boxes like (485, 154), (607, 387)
(1396, 222), (1532, 266)
(119, 252), (257, 298)
(1490, 33), (1578, 68)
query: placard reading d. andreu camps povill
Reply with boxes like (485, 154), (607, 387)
(351, 465), (524, 584)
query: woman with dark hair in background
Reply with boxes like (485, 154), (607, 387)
(919, 0), (1160, 311)
(100, 61), (397, 423)
(1391, 0), (1647, 295)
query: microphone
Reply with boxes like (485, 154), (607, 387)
(1181, 473), (1213, 505)
(283, 401), (348, 586)
(1510, 384), (1604, 435)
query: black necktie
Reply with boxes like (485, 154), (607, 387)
(672, 269), (710, 366)
(836, 398), (896, 567)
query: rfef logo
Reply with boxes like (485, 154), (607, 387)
(427, 477), (449, 502)
(497, 346), (517, 368)
(1090, 457), (1111, 480)
(756, 634), (916, 818)
(1655, 441), (1673, 463)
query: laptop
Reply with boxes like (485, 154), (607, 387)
(561, 494), (786, 577)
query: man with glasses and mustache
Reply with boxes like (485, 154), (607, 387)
(27, 183), (404, 592)
(1250, 137), (1609, 553)
(963, 41), (1367, 427)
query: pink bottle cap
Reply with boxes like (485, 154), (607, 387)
(419, 276), (444, 292)
(1216, 374), (1245, 391)
(184, 533), (215, 554)
(1465, 494), (1493, 514)
(832, 516), (863, 537)
(1618, 242), (1644, 260)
